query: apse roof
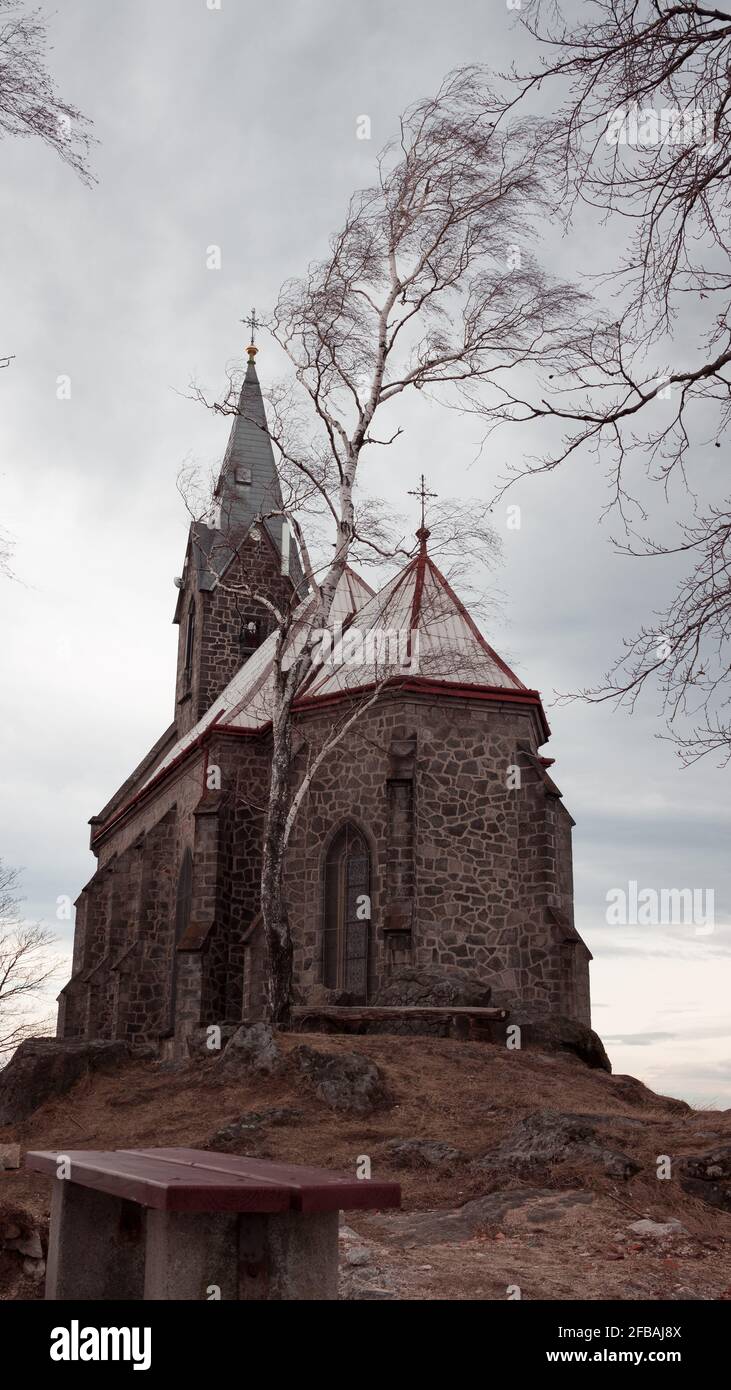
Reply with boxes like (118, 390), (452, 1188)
(301, 545), (526, 702)
(140, 541), (540, 805)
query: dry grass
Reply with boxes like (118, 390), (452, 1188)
(1, 1032), (729, 1300)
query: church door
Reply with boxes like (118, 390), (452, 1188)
(323, 826), (370, 1001)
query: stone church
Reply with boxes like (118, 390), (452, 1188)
(57, 344), (592, 1051)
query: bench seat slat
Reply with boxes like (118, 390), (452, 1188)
(124, 1148), (402, 1213)
(25, 1150), (292, 1213)
(27, 1147), (401, 1215)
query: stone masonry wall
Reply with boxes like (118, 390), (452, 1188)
(174, 530), (297, 736)
(284, 691), (590, 1023)
(60, 687), (590, 1046)
(60, 756), (204, 1044)
(183, 734), (273, 1032)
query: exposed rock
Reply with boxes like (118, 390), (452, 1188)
(678, 1146), (731, 1212)
(187, 1024), (240, 1058)
(0, 1143), (20, 1170)
(293, 1045), (390, 1115)
(497, 1007), (611, 1072)
(220, 1023), (284, 1077)
(629, 1219), (687, 1239)
(345, 1247), (371, 1267)
(373, 964), (492, 1008)
(0, 1037), (136, 1125)
(23, 1258), (45, 1279)
(209, 1107), (303, 1148)
(663, 1096), (693, 1116)
(679, 1146), (731, 1182)
(693, 1181), (730, 1212)
(377, 1188), (593, 1247)
(5, 1229), (43, 1259)
(600, 1150), (642, 1180)
(607, 1073), (691, 1112)
(367, 966), (491, 1036)
(385, 1138), (465, 1173)
(471, 1111), (641, 1180)
(608, 1074), (659, 1106)
(0, 1223), (22, 1242)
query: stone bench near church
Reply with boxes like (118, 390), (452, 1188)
(26, 1147), (401, 1301)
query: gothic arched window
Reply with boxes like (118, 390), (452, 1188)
(323, 825), (371, 1000)
(183, 603), (196, 685)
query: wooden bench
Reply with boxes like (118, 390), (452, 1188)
(292, 1003), (509, 1040)
(26, 1147), (400, 1301)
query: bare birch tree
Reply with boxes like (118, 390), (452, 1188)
(190, 67), (580, 1024)
(486, 2), (731, 762)
(1, 1), (95, 559)
(0, 860), (59, 1057)
(0, 0), (95, 183)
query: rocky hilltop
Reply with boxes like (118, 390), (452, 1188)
(1, 1025), (729, 1301)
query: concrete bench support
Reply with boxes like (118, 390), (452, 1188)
(238, 1211), (339, 1301)
(46, 1177), (145, 1300)
(144, 1208), (339, 1301)
(144, 1210), (239, 1300)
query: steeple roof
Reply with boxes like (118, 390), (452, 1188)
(216, 354), (284, 543)
(186, 350), (304, 597)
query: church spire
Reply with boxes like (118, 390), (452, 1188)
(173, 326), (304, 732)
(179, 328), (304, 612)
(214, 328), (289, 568)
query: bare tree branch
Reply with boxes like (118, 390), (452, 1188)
(0, 859), (62, 1056)
(484, 3), (731, 759)
(0, 0), (96, 184)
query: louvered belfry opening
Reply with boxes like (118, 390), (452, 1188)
(323, 825), (370, 1001)
(239, 608), (269, 659)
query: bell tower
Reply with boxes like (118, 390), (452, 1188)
(172, 330), (304, 736)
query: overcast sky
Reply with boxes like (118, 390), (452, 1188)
(0, 0), (728, 1105)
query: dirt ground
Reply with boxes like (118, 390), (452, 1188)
(1, 1032), (729, 1300)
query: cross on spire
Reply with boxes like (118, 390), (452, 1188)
(241, 307), (262, 358)
(408, 474), (437, 548)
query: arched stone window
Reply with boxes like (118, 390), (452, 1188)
(168, 848), (193, 1033)
(323, 825), (371, 1000)
(183, 602), (196, 686)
